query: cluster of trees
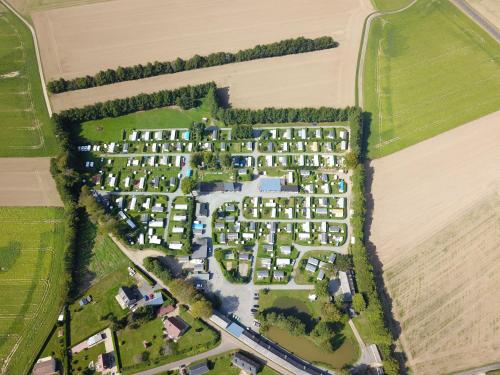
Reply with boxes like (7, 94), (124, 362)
(54, 82), (216, 125)
(143, 257), (213, 319)
(260, 311), (307, 336)
(190, 151), (232, 170)
(78, 185), (118, 233)
(47, 36), (337, 93)
(214, 106), (353, 125)
(310, 321), (336, 350)
(232, 124), (253, 139)
(181, 177), (197, 195)
(346, 108), (400, 374)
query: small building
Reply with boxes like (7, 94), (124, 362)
(339, 271), (353, 302)
(87, 332), (105, 347)
(305, 263), (317, 273)
(231, 352), (261, 375)
(259, 178), (282, 193)
(157, 305), (175, 317)
(317, 270), (325, 281)
(280, 246), (292, 255)
(33, 357), (58, 375)
(273, 271), (285, 281)
(256, 270), (269, 279)
(164, 316), (189, 340)
(117, 286), (137, 308)
(96, 352), (115, 372)
(239, 252), (251, 261)
(188, 360), (210, 375)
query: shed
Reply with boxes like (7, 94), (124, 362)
(188, 360), (210, 375)
(231, 352), (261, 375)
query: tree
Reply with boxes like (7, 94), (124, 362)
(190, 152), (204, 169)
(345, 151), (359, 169)
(315, 279), (329, 298)
(168, 279), (198, 305)
(220, 152), (232, 169)
(181, 177), (197, 195)
(321, 302), (342, 322)
(352, 293), (367, 312)
(191, 298), (213, 319)
(311, 321), (334, 346)
(232, 124), (253, 139)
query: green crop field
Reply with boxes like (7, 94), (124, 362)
(363, 0), (500, 158)
(0, 207), (66, 374)
(371, 0), (413, 11)
(80, 98), (217, 143)
(0, 5), (58, 156)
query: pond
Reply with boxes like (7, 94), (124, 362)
(266, 326), (358, 369)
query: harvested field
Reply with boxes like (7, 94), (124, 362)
(466, 0), (500, 29)
(51, 49), (358, 111)
(368, 111), (500, 375)
(35, 0), (372, 109)
(0, 158), (62, 206)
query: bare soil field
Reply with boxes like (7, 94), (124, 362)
(10, 0), (109, 17)
(0, 158), (62, 206)
(368, 111), (500, 375)
(35, 0), (372, 110)
(466, 0), (500, 29)
(51, 48), (358, 111)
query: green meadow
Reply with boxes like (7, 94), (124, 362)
(363, 0), (500, 158)
(80, 98), (217, 142)
(0, 5), (58, 156)
(371, 0), (414, 11)
(0, 207), (66, 374)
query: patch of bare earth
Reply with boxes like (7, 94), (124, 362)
(368, 111), (500, 375)
(34, 0), (372, 110)
(466, 0), (500, 29)
(0, 158), (62, 207)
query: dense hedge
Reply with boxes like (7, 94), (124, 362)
(347, 109), (400, 374)
(48, 36), (337, 93)
(215, 106), (352, 125)
(54, 82), (216, 125)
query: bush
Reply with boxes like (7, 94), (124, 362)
(47, 36), (338, 93)
(261, 312), (306, 336)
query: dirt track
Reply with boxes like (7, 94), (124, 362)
(0, 158), (62, 206)
(368, 111), (500, 374)
(466, 0), (500, 29)
(34, 0), (372, 110)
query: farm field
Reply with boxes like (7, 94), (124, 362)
(0, 158), (62, 206)
(33, 0), (371, 80)
(0, 207), (66, 374)
(466, 0), (500, 29)
(10, 0), (109, 17)
(363, 0), (500, 158)
(0, 4), (58, 156)
(368, 111), (500, 374)
(370, 0), (413, 11)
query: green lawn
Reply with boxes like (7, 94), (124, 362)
(370, 0), (413, 11)
(80, 98), (217, 142)
(117, 310), (220, 373)
(363, 0), (500, 158)
(69, 268), (132, 345)
(71, 342), (106, 374)
(190, 351), (279, 374)
(0, 5), (58, 156)
(258, 290), (358, 369)
(87, 234), (131, 281)
(0, 208), (66, 374)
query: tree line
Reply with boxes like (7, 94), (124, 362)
(54, 82), (215, 125)
(346, 108), (400, 374)
(47, 36), (337, 93)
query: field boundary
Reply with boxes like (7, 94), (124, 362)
(451, 0), (500, 41)
(355, 0), (418, 108)
(0, 0), (52, 117)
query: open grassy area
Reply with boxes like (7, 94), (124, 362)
(80, 98), (216, 143)
(117, 310), (220, 373)
(363, 0), (500, 158)
(0, 5), (58, 156)
(258, 290), (358, 369)
(69, 268), (131, 345)
(87, 234), (130, 281)
(71, 342), (106, 374)
(0, 207), (66, 374)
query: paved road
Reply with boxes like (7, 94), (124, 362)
(451, 0), (500, 41)
(0, 0), (53, 117)
(454, 363), (500, 375)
